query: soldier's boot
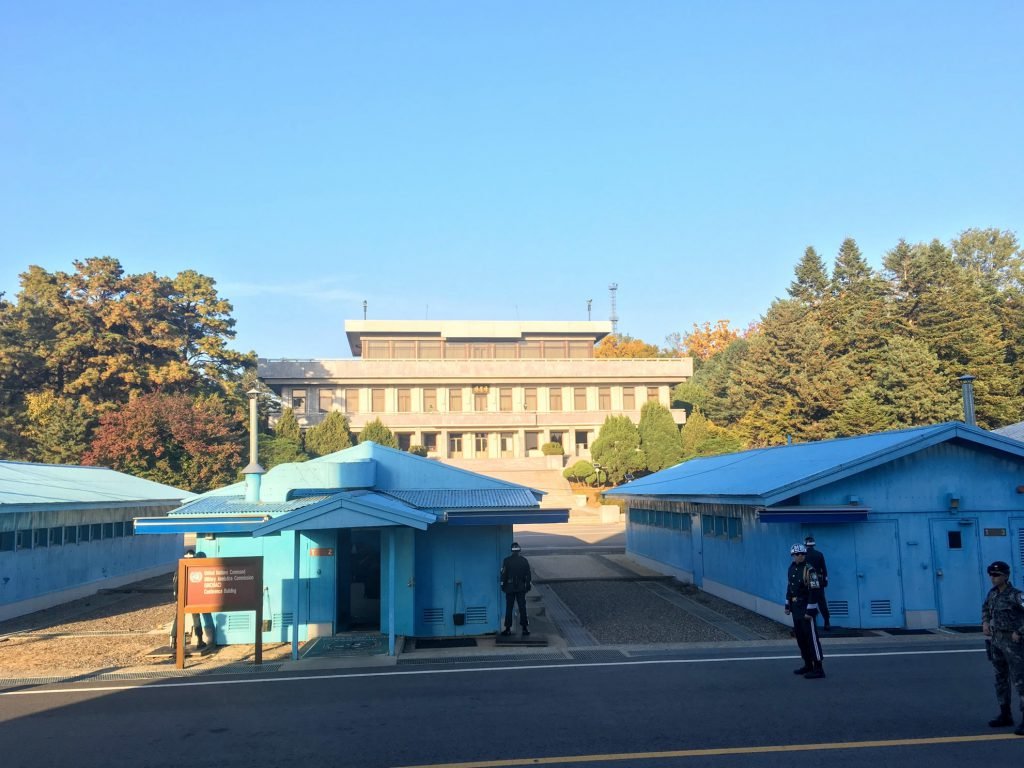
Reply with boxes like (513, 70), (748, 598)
(988, 704), (1013, 728)
(793, 665), (811, 675)
(803, 663), (826, 679)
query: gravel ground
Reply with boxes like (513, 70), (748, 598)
(549, 580), (791, 644)
(0, 575), (292, 676)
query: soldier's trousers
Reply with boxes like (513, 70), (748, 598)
(792, 605), (823, 668)
(990, 630), (1024, 708)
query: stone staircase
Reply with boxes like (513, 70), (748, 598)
(439, 457), (585, 513)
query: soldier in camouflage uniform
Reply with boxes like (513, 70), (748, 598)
(981, 560), (1024, 735)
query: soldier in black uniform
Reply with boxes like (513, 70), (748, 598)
(169, 549), (205, 650)
(981, 560), (1024, 735)
(500, 542), (532, 636)
(785, 543), (825, 679)
(803, 536), (831, 630)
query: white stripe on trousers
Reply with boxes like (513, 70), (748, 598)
(808, 616), (823, 662)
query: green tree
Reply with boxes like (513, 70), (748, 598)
(788, 246), (829, 305)
(563, 460), (596, 485)
(359, 418), (398, 448)
(831, 385), (891, 436)
(590, 415), (645, 485)
(691, 337), (751, 425)
(638, 401), (683, 472)
(274, 407), (302, 442)
(874, 337), (960, 426)
(21, 391), (93, 464)
(679, 408), (743, 459)
(258, 433), (309, 469)
(304, 411), (353, 457)
(671, 381), (710, 416)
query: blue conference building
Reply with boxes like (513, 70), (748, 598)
(610, 422), (1024, 630)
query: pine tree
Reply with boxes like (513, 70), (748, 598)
(638, 401), (683, 472)
(359, 418), (398, 448)
(874, 337), (960, 426)
(788, 246), (829, 305)
(21, 391), (93, 464)
(304, 411), (353, 457)
(274, 407), (301, 442)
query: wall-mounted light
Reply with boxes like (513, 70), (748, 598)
(1016, 485), (1024, 494)
(848, 495), (860, 506)
(948, 494), (960, 510)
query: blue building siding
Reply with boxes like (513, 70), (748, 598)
(616, 427), (1024, 630)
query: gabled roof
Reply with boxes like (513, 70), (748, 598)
(0, 460), (191, 510)
(382, 488), (541, 510)
(609, 422), (1024, 506)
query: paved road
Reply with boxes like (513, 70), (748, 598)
(2, 641), (1017, 767)
(514, 522), (625, 552)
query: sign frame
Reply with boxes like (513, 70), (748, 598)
(175, 556), (264, 669)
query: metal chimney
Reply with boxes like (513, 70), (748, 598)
(243, 388), (266, 502)
(957, 374), (976, 426)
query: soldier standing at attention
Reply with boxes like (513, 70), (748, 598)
(500, 542), (532, 636)
(981, 560), (1024, 735)
(803, 536), (831, 630)
(785, 543), (825, 679)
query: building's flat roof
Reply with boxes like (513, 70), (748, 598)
(0, 460), (192, 509)
(345, 320), (612, 355)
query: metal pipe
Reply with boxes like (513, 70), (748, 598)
(958, 375), (976, 426)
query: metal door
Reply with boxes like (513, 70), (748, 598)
(929, 518), (984, 626)
(852, 522), (904, 628)
(804, 525), (860, 628)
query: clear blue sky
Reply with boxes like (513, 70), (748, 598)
(2, 2), (1022, 359)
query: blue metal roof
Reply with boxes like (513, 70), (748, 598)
(382, 488), (541, 509)
(172, 494), (332, 517)
(994, 421), (1024, 442)
(0, 460), (192, 510)
(253, 490), (437, 534)
(610, 422), (1024, 505)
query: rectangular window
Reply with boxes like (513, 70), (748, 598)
(78, 524), (91, 543)
(345, 388), (360, 414)
(494, 342), (518, 359)
(0, 531), (14, 551)
(549, 431), (564, 445)
(393, 340), (416, 359)
(91, 523), (102, 540)
(701, 515), (714, 536)
(64, 525), (78, 544)
(449, 388), (463, 412)
(364, 340), (389, 359)
(474, 432), (489, 453)
(500, 432), (514, 455)
(525, 431), (540, 452)
(318, 389), (334, 413)
(549, 387), (562, 411)
(470, 343), (491, 358)
(474, 392), (488, 411)
(714, 516), (727, 537)
(418, 340), (443, 359)
(445, 342), (468, 359)
(568, 340), (592, 358)
(598, 386), (611, 410)
(523, 387), (537, 411)
(947, 531), (962, 549)
(574, 430), (589, 450)
(622, 387), (635, 410)
(499, 387), (513, 412)
(423, 432), (438, 452)
(291, 389), (307, 413)
(102, 522), (114, 539)
(397, 433), (412, 451)
(49, 527), (63, 546)
(397, 388), (411, 412)
(543, 341), (565, 359)
(728, 517), (742, 539)
(17, 530), (32, 549)
(449, 433), (464, 456)
(520, 341), (541, 358)
(371, 388), (385, 412)
(647, 386), (660, 403)
(124, 520), (134, 536)
(34, 528), (48, 548)
(421, 388), (437, 412)
(574, 387), (587, 411)
(114, 521), (125, 537)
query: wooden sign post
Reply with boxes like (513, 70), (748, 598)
(175, 556), (264, 670)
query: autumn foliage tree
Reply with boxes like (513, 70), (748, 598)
(83, 393), (244, 492)
(594, 334), (660, 358)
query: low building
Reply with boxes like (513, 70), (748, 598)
(0, 461), (190, 621)
(258, 320), (692, 461)
(134, 442), (567, 654)
(609, 422), (1024, 630)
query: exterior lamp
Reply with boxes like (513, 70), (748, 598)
(948, 494), (960, 511)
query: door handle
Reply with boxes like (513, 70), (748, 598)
(936, 569), (943, 577)
(857, 573), (864, 578)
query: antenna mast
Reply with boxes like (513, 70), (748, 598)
(608, 283), (619, 336)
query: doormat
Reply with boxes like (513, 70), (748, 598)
(300, 634), (388, 658)
(414, 638), (477, 650)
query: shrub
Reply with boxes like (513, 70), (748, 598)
(409, 445), (429, 457)
(563, 460), (595, 484)
(541, 441), (564, 455)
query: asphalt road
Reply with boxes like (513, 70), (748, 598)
(1, 641), (1018, 768)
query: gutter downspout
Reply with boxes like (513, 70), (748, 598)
(292, 531), (301, 660)
(388, 529), (396, 656)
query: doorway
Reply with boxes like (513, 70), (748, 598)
(929, 518), (984, 626)
(336, 529), (381, 631)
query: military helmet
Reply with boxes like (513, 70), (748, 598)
(804, 536), (816, 546)
(510, 542), (522, 553)
(790, 543), (807, 555)
(987, 561), (1011, 576)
